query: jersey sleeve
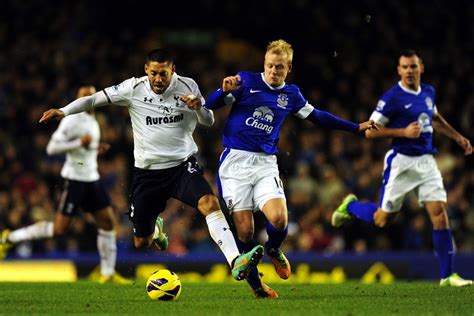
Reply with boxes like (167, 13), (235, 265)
(291, 87), (313, 119)
(370, 92), (395, 126)
(187, 78), (206, 106)
(102, 77), (135, 106)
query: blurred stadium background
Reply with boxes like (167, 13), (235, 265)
(1, 0), (473, 282)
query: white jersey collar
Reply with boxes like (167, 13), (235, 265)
(261, 73), (286, 90)
(398, 81), (421, 95)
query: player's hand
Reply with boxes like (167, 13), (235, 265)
(39, 109), (65, 123)
(180, 95), (202, 110)
(455, 135), (473, 155)
(222, 75), (242, 92)
(98, 142), (111, 155)
(403, 121), (422, 138)
(80, 134), (92, 149)
(358, 120), (379, 132)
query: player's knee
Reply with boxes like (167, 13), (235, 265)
(134, 237), (153, 249)
(237, 228), (254, 243)
(373, 209), (395, 228)
(197, 194), (219, 216)
(269, 216), (287, 231)
(431, 210), (449, 229)
(96, 217), (115, 231)
(53, 226), (68, 237)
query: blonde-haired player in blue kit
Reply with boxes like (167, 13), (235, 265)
(206, 39), (377, 298)
(332, 50), (473, 286)
(34, 49), (263, 282)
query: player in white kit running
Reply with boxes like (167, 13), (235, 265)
(0, 86), (131, 284)
(35, 49), (263, 282)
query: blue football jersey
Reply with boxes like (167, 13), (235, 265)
(370, 82), (437, 156)
(217, 72), (311, 154)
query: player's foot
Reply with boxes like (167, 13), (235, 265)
(268, 248), (291, 279)
(439, 273), (472, 287)
(331, 194), (357, 227)
(98, 272), (133, 285)
(232, 245), (264, 281)
(0, 229), (12, 260)
(153, 216), (168, 251)
(252, 282), (278, 299)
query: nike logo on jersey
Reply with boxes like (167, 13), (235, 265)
(404, 103), (413, 109)
(250, 89), (261, 93)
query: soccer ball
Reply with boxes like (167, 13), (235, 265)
(146, 269), (182, 301)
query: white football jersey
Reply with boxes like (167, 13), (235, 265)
(102, 73), (207, 169)
(48, 112), (100, 182)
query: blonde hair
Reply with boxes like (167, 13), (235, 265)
(266, 39), (294, 63)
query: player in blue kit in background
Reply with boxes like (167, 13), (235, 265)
(205, 39), (377, 298)
(332, 50), (473, 287)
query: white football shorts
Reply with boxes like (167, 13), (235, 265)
(217, 148), (286, 213)
(379, 149), (447, 213)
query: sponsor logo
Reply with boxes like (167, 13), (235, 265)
(144, 97), (154, 103)
(277, 93), (288, 109)
(245, 106), (274, 134)
(418, 112), (433, 133)
(146, 114), (184, 125)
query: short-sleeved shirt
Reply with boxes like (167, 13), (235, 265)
(369, 81), (438, 156)
(216, 72), (314, 154)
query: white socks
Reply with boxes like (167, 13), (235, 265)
(205, 210), (240, 267)
(7, 221), (54, 243)
(97, 229), (117, 277)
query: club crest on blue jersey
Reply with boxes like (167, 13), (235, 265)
(245, 106), (274, 134)
(376, 100), (386, 111)
(425, 97), (433, 110)
(277, 93), (288, 109)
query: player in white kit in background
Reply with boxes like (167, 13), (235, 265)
(206, 39), (377, 298)
(331, 50), (473, 287)
(0, 86), (132, 284)
(36, 49), (264, 282)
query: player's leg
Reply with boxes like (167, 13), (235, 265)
(253, 154), (291, 280)
(333, 151), (410, 227)
(90, 204), (130, 284)
(232, 210), (267, 292)
(128, 168), (168, 250)
(1, 180), (80, 258)
(426, 201), (472, 286)
(177, 157), (263, 281)
(260, 198), (291, 280)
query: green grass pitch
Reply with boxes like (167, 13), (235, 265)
(0, 281), (472, 315)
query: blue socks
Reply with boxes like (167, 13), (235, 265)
(347, 201), (377, 223)
(236, 239), (261, 289)
(432, 229), (454, 279)
(265, 222), (288, 256)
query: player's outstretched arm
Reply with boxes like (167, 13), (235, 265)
(39, 109), (65, 123)
(366, 121), (421, 139)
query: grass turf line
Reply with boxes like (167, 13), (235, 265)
(0, 281), (472, 315)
